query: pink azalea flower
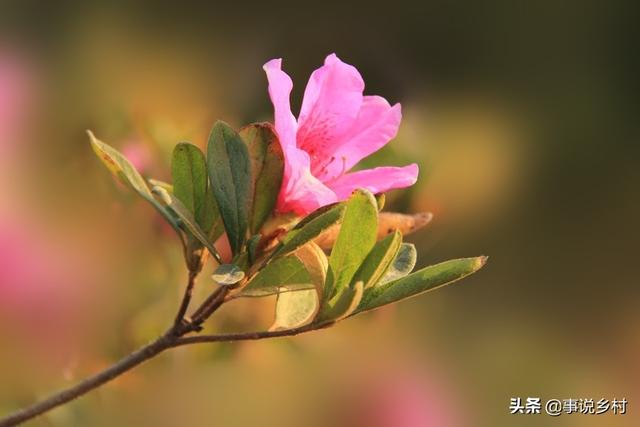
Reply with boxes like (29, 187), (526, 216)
(264, 53), (419, 215)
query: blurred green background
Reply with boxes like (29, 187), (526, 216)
(1, 1), (638, 426)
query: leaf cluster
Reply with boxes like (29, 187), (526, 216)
(89, 121), (486, 332)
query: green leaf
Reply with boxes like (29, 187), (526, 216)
(271, 289), (319, 331)
(211, 263), (245, 286)
(292, 202), (340, 231)
(88, 130), (152, 198)
(239, 123), (284, 234)
(247, 234), (261, 264)
(207, 121), (251, 255)
(148, 178), (173, 193)
(240, 256), (314, 297)
(352, 231), (402, 291)
(151, 186), (222, 263)
(269, 242), (327, 329)
(259, 212), (299, 240)
(357, 256), (488, 313)
(378, 243), (417, 286)
(172, 142), (220, 235)
(316, 281), (363, 322)
(294, 242), (328, 296)
(88, 131), (179, 231)
(375, 193), (385, 211)
(233, 251), (251, 272)
(324, 189), (378, 303)
(275, 204), (346, 258)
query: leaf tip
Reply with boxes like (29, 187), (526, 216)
(173, 142), (188, 153)
(475, 255), (489, 269)
(212, 119), (232, 131)
(351, 188), (376, 202)
(86, 129), (99, 146)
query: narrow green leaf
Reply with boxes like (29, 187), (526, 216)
(357, 256), (488, 313)
(316, 281), (363, 322)
(271, 289), (319, 331)
(378, 243), (417, 286)
(324, 189), (378, 302)
(239, 123), (284, 234)
(240, 256), (314, 297)
(232, 251), (251, 272)
(275, 204), (346, 258)
(212, 263), (245, 286)
(152, 186), (222, 263)
(148, 178), (173, 193)
(206, 121), (251, 255)
(247, 234), (261, 264)
(352, 231), (402, 290)
(172, 143), (201, 213)
(206, 200), (226, 243)
(292, 202), (340, 231)
(88, 130), (152, 198)
(172, 142), (220, 234)
(88, 131), (179, 231)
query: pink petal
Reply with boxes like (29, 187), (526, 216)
(263, 58), (297, 149)
(297, 54), (365, 176)
(264, 58), (337, 215)
(276, 146), (338, 215)
(316, 96), (402, 182)
(326, 164), (419, 200)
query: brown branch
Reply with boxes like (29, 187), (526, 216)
(0, 331), (176, 427)
(173, 270), (197, 327)
(187, 286), (228, 330)
(171, 321), (335, 347)
(0, 259), (336, 427)
(0, 320), (335, 426)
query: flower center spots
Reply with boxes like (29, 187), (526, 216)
(297, 115), (341, 179)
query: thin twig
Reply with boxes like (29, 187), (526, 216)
(188, 286), (228, 329)
(173, 270), (197, 327)
(0, 331), (176, 427)
(171, 321), (335, 347)
(0, 266), (335, 427)
(0, 320), (335, 426)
